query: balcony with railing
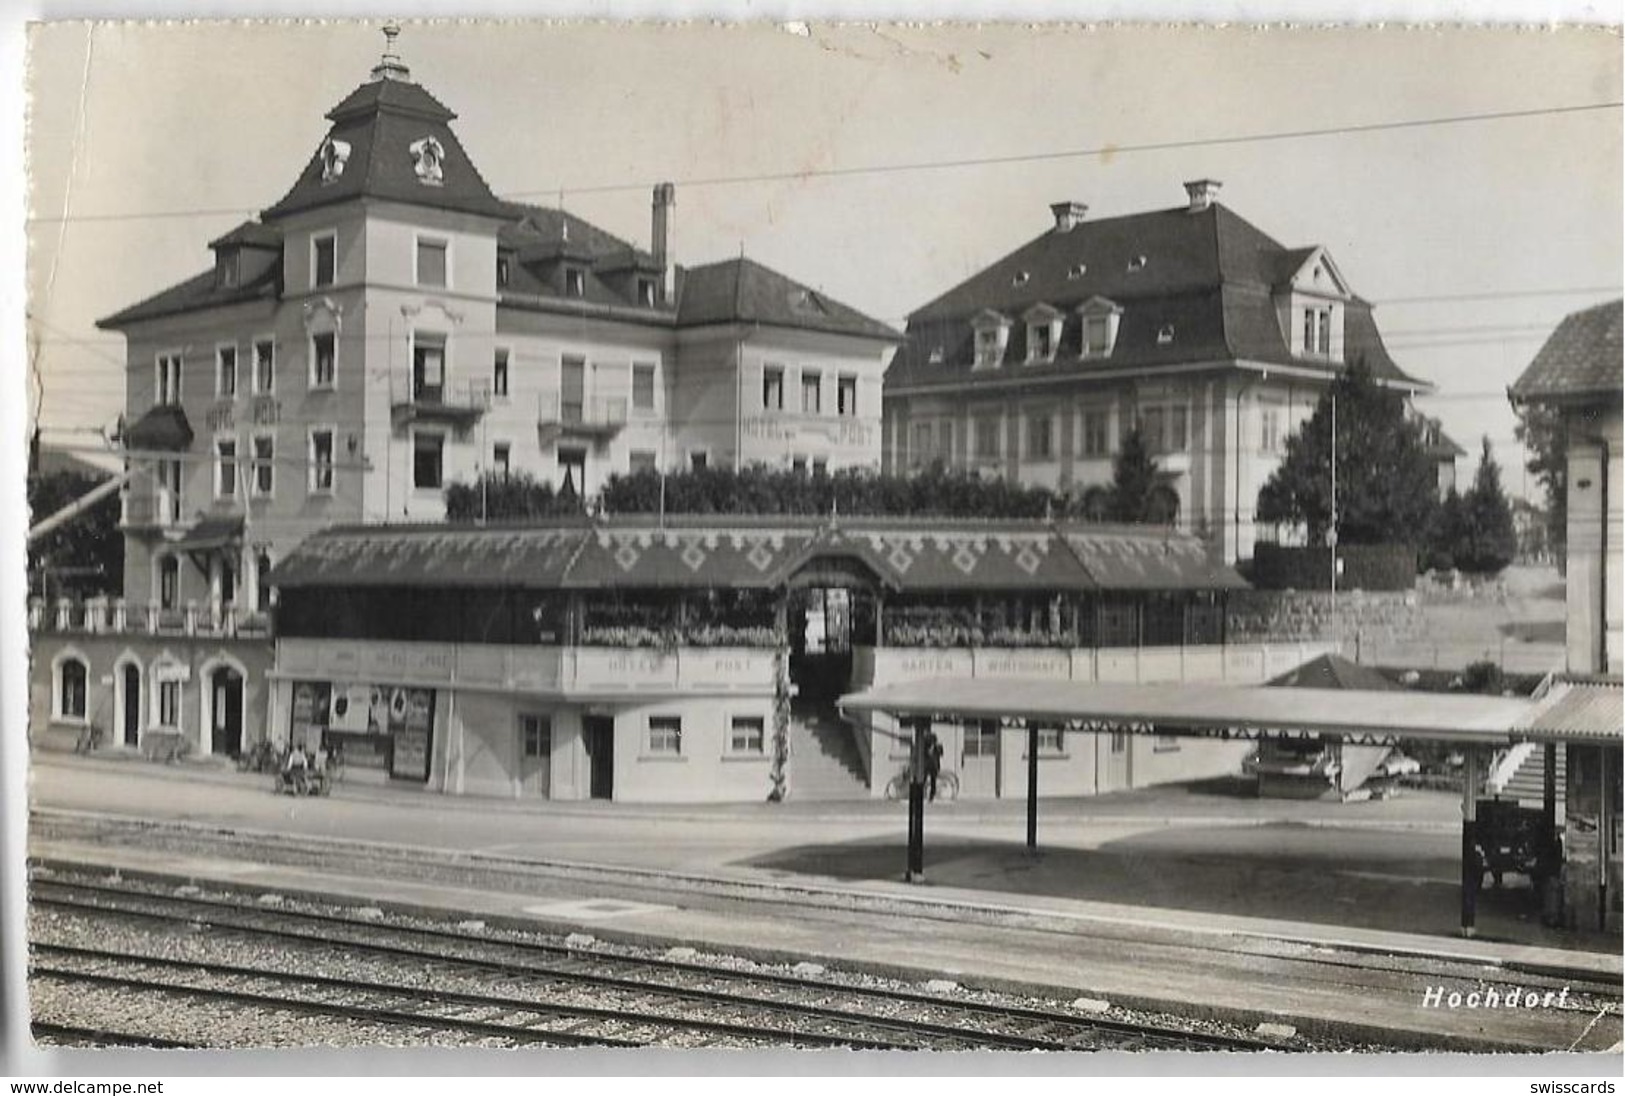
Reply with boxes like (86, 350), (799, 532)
(391, 380), (490, 429)
(29, 596), (273, 640)
(537, 392), (628, 441)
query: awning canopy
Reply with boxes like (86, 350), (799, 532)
(174, 513), (244, 552)
(1514, 676), (1622, 744)
(123, 405), (194, 452)
(839, 677), (1534, 746)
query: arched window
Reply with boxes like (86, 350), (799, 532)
(57, 657), (88, 721)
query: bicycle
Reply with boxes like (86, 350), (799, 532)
(883, 767), (959, 802)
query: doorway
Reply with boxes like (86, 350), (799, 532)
(518, 713), (551, 798)
(1099, 728), (1131, 793)
(120, 663), (141, 747)
(584, 714), (614, 800)
(210, 666), (244, 756)
(960, 719), (999, 798)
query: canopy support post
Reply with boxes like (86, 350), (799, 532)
(1460, 745), (1480, 937)
(905, 717), (926, 883)
(1026, 722), (1039, 852)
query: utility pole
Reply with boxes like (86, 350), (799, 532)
(1329, 390), (1339, 617)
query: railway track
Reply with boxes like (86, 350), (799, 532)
(29, 1021), (200, 1050)
(30, 871), (1276, 1051)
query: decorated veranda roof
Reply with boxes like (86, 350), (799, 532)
(268, 524), (588, 588)
(271, 517), (1247, 594)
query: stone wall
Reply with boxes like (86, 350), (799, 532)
(1228, 588), (1426, 646)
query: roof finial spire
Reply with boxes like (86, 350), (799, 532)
(371, 20), (412, 83)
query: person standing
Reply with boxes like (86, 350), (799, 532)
(923, 728), (944, 802)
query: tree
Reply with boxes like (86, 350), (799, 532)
(1256, 359), (1439, 546)
(1422, 487), (1465, 572)
(1453, 437), (1518, 575)
(444, 470), (585, 522)
(1514, 400), (1567, 564)
(27, 470), (123, 599)
(1107, 426), (1161, 523)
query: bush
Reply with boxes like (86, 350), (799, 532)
(1250, 543), (1417, 591)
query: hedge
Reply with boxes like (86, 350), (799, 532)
(1250, 543), (1417, 591)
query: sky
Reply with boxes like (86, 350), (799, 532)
(21, 19), (1624, 497)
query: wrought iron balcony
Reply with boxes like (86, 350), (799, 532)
(537, 393), (628, 441)
(391, 381), (490, 428)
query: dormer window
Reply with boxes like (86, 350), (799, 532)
(1022, 303), (1063, 365)
(1302, 307), (1333, 357)
(564, 267), (586, 298)
(637, 277), (657, 307)
(217, 252), (240, 288)
(496, 254), (511, 288)
(1128, 255), (1148, 272)
(1011, 271), (1031, 287)
(928, 346), (944, 365)
(1076, 296), (1124, 360)
(971, 311), (1010, 370)
(1157, 324), (1175, 345)
(1067, 263), (1086, 280)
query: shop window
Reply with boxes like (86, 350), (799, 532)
(729, 715), (765, 755)
(57, 657), (87, 722)
(963, 720), (999, 758)
(521, 714), (552, 758)
(648, 716), (682, 756)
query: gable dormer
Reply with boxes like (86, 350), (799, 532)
(208, 222), (282, 290)
(1274, 246), (1352, 362)
(971, 309), (1011, 369)
(1076, 295), (1124, 360)
(1022, 303), (1063, 364)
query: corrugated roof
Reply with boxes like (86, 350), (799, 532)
(1513, 676), (1622, 743)
(840, 677), (1531, 744)
(1509, 299), (1623, 402)
(887, 202), (1421, 393)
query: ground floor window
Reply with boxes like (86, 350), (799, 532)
(647, 715), (682, 756)
(1154, 734), (1181, 753)
(1038, 726), (1066, 755)
(1109, 730), (1128, 755)
(963, 720), (999, 758)
(521, 714), (552, 758)
(56, 657), (87, 721)
(158, 680), (181, 727)
(729, 715), (764, 755)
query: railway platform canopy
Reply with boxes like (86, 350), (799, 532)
(838, 676), (1534, 747)
(840, 676), (1562, 935)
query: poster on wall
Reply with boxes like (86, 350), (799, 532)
(290, 681), (331, 749)
(388, 687), (435, 782)
(330, 683), (372, 733)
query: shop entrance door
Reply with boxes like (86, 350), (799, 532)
(1098, 728), (1131, 793)
(121, 665), (141, 746)
(210, 667), (244, 756)
(518, 714), (551, 798)
(584, 715), (614, 799)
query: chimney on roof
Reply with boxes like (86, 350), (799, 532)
(1049, 200), (1088, 233)
(652, 182), (676, 304)
(1183, 178), (1222, 212)
(370, 21), (412, 83)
